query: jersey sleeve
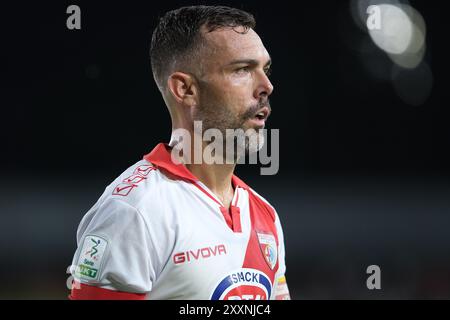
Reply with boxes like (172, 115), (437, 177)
(273, 212), (291, 300)
(70, 198), (154, 299)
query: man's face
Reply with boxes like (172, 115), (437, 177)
(192, 26), (273, 154)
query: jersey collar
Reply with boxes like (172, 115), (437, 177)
(143, 143), (250, 190)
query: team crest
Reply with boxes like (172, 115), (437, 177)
(256, 231), (277, 270)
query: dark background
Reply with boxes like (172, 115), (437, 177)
(1, 0), (449, 299)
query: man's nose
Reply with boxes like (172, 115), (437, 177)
(254, 70), (274, 99)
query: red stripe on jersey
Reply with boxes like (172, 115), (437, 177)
(219, 206), (234, 230)
(242, 190), (279, 284)
(70, 282), (147, 300)
(230, 206), (242, 233)
(143, 143), (198, 183)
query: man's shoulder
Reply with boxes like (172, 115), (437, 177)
(101, 159), (179, 211)
(108, 160), (158, 198)
(76, 159), (180, 242)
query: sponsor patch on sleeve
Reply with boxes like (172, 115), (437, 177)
(75, 235), (108, 281)
(274, 276), (291, 300)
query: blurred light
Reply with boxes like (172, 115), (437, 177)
(386, 5), (426, 69)
(391, 62), (433, 106)
(368, 4), (413, 54)
(350, 0), (432, 106)
(369, 4), (426, 69)
(351, 1), (427, 69)
(388, 43), (425, 69)
(350, 0), (402, 32)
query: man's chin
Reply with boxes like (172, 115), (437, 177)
(243, 130), (266, 154)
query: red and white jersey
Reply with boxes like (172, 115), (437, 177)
(70, 143), (290, 300)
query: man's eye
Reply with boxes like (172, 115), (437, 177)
(264, 68), (272, 76)
(235, 66), (250, 74)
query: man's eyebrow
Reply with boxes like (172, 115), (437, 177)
(226, 58), (272, 67)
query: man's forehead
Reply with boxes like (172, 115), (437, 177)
(202, 27), (270, 63)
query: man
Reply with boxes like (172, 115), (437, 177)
(70, 5), (290, 300)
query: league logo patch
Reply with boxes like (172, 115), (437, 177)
(75, 235), (108, 281)
(256, 231), (277, 270)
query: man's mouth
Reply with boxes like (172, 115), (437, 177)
(247, 106), (270, 128)
(253, 106), (270, 121)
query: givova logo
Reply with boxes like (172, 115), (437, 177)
(211, 268), (272, 300)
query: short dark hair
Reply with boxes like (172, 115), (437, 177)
(150, 5), (256, 89)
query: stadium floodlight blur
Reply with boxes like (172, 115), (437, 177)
(369, 4), (426, 69)
(350, 0), (432, 106)
(352, 0), (426, 69)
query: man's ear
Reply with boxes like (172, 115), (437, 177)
(167, 72), (198, 107)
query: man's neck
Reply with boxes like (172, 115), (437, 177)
(169, 131), (237, 209)
(186, 162), (236, 209)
